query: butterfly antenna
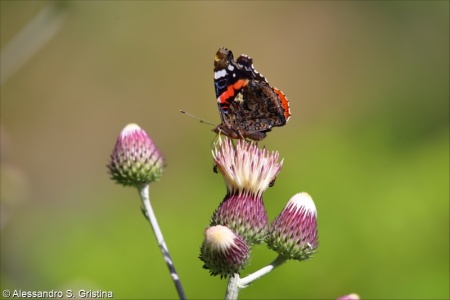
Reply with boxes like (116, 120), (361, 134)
(180, 110), (215, 126)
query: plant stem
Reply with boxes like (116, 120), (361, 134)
(225, 273), (241, 300)
(224, 255), (287, 299)
(240, 255), (287, 287)
(139, 183), (186, 300)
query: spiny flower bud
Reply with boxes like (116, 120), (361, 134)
(267, 192), (318, 261)
(107, 123), (165, 187)
(199, 225), (249, 278)
(211, 138), (283, 245)
(337, 294), (360, 300)
(211, 192), (268, 245)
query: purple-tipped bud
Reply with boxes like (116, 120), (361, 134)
(107, 124), (165, 187)
(212, 192), (269, 245)
(267, 192), (318, 261)
(211, 138), (283, 245)
(337, 294), (360, 300)
(199, 225), (249, 278)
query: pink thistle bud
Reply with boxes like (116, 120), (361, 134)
(267, 192), (318, 261)
(337, 294), (360, 300)
(211, 192), (269, 245)
(107, 124), (165, 187)
(211, 138), (283, 245)
(199, 225), (250, 278)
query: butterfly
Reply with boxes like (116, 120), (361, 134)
(213, 48), (291, 141)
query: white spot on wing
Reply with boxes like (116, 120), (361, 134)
(214, 69), (227, 79)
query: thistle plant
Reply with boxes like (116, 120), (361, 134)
(107, 125), (357, 299)
(107, 123), (186, 300)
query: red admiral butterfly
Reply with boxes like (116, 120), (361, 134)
(213, 48), (291, 141)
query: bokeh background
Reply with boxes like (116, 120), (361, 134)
(1, 1), (448, 299)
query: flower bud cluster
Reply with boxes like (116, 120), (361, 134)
(199, 137), (318, 278)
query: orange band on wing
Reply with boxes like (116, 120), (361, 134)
(218, 79), (248, 105)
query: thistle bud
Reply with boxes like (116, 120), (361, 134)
(107, 124), (165, 187)
(337, 294), (360, 300)
(211, 191), (269, 245)
(199, 225), (250, 278)
(267, 192), (318, 261)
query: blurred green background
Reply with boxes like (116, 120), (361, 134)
(1, 1), (448, 299)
